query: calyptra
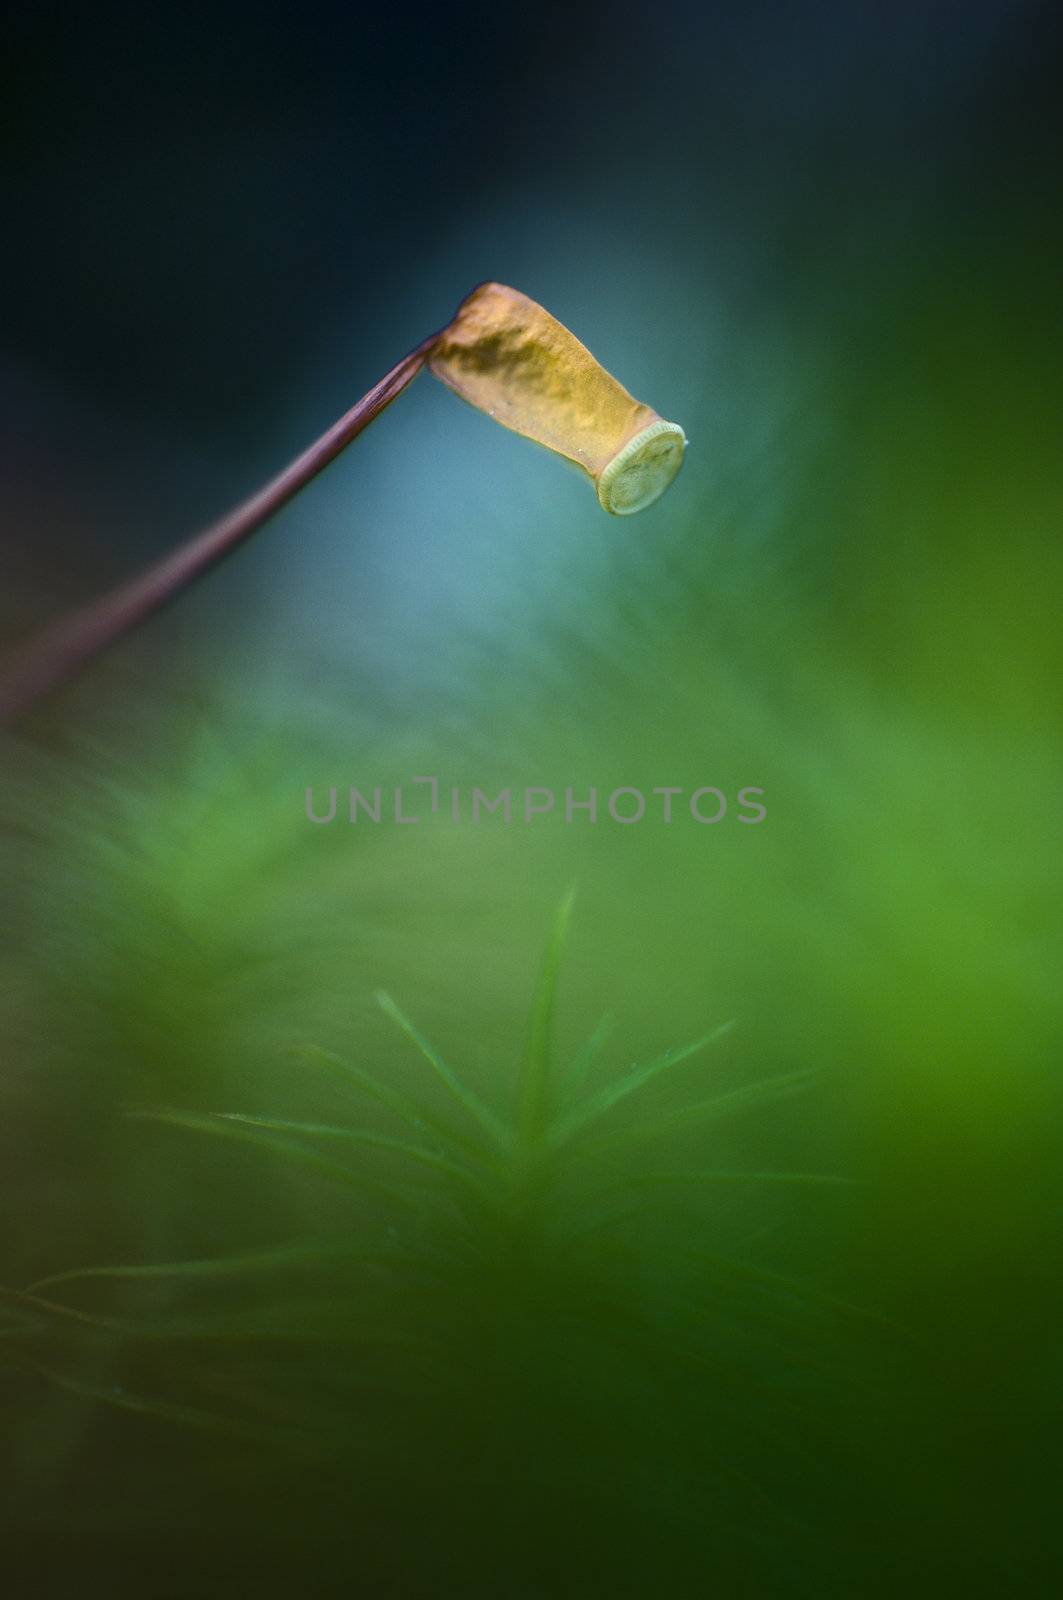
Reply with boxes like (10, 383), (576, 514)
(430, 282), (685, 515)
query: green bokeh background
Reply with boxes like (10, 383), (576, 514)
(2, 4), (1061, 1594)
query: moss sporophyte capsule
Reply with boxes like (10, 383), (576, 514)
(0, 282), (687, 721)
(429, 282), (687, 515)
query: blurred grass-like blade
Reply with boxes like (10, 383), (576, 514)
(551, 1019), (735, 1145)
(24, 1245), (407, 1297)
(28, 1363), (271, 1438)
(562, 1012), (614, 1101)
(292, 1042), (488, 1160)
(202, 1114), (494, 1200)
(609, 1169), (860, 1191)
(681, 1248), (899, 1331)
(1, 1285), (125, 1332)
(517, 887), (575, 1148)
(127, 1108), (426, 1211)
(576, 1068), (818, 1160)
(376, 992), (509, 1149)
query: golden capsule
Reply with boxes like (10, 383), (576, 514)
(429, 282), (686, 515)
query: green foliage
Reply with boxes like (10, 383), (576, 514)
(10, 894), (869, 1549)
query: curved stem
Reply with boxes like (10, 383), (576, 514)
(0, 329), (441, 726)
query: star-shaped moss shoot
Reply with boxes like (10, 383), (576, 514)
(0, 285), (687, 722)
(429, 282), (686, 515)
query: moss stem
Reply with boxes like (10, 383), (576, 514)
(0, 329), (440, 726)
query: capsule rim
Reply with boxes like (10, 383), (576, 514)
(596, 419), (687, 515)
